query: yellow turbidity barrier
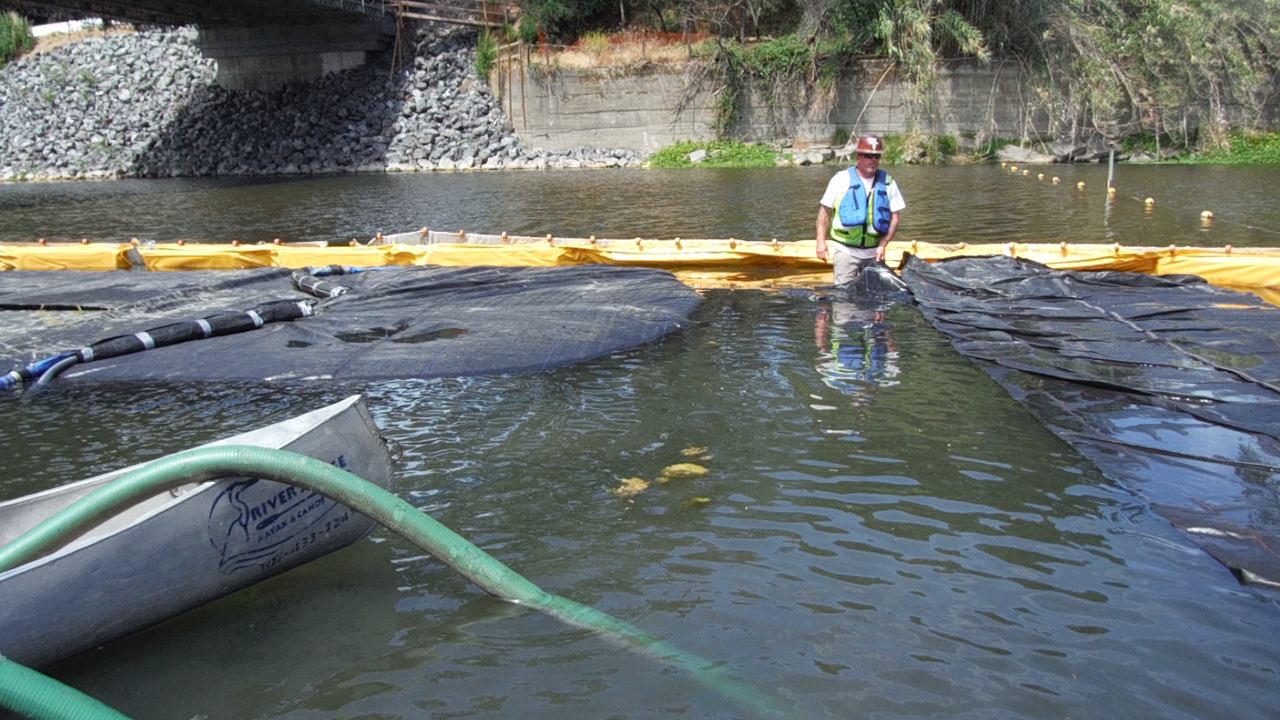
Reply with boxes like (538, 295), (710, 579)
(2, 238), (1277, 305)
(0, 243), (133, 271)
(138, 244), (409, 271)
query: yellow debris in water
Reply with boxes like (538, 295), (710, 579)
(1052, 176), (1061, 184)
(681, 446), (708, 457)
(659, 463), (709, 483)
(681, 497), (713, 509)
(1201, 210), (1215, 220)
(1077, 181), (1086, 190)
(611, 477), (650, 497)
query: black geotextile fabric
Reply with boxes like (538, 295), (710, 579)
(904, 255), (1280, 589)
(0, 269), (299, 311)
(1, 265), (701, 382)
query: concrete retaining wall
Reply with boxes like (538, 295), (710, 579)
(492, 50), (1046, 152)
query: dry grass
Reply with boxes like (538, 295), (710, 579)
(30, 24), (134, 57)
(537, 33), (701, 70)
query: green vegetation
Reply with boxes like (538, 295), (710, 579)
(1192, 132), (1280, 164)
(1, 11), (34, 66)
(517, 0), (615, 43)
(864, 133), (959, 165)
(687, 33), (843, 138)
(648, 141), (780, 168)
(474, 29), (499, 78)
(512, 0), (1280, 157)
(974, 136), (1021, 159)
(579, 30), (609, 57)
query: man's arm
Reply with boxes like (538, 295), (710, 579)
(875, 211), (900, 263)
(816, 205), (833, 262)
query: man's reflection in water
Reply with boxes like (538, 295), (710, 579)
(814, 297), (901, 401)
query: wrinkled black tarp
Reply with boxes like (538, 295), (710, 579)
(904, 255), (1280, 589)
(1, 265), (701, 382)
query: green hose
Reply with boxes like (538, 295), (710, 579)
(0, 445), (783, 719)
(0, 655), (131, 720)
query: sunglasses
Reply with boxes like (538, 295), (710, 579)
(856, 152), (882, 159)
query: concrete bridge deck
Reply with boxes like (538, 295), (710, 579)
(3, 0), (510, 90)
(3, 0), (506, 27)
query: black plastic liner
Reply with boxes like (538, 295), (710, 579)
(904, 255), (1280, 589)
(2, 265), (701, 383)
(0, 269), (298, 311)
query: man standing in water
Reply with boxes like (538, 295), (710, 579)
(816, 134), (906, 289)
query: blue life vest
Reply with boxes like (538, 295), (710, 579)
(833, 169), (893, 247)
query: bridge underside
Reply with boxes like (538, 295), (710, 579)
(2, 0), (508, 27)
(1, 0), (391, 26)
(3, 0), (509, 90)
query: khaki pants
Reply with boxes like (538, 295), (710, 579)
(830, 241), (879, 288)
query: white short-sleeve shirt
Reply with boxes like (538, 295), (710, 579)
(819, 169), (906, 259)
(821, 169), (906, 218)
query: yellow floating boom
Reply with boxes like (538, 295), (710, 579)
(3, 233), (1278, 305)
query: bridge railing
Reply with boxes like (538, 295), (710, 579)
(394, 0), (511, 27)
(308, 0), (397, 17)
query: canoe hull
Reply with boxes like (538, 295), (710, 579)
(0, 395), (394, 668)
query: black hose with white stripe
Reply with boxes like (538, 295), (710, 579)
(76, 300), (314, 362)
(2, 300), (315, 390)
(291, 265), (366, 299)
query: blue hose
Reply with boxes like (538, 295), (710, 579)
(33, 355), (82, 388)
(1, 352), (78, 391)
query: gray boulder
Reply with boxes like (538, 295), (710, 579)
(997, 145), (1057, 164)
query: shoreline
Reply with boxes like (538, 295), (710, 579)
(5, 25), (1275, 185)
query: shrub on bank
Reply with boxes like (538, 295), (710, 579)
(475, 29), (498, 78)
(649, 141), (779, 168)
(0, 11), (34, 66)
(1193, 132), (1280, 164)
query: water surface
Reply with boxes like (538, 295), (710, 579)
(3, 164), (1280, 248)
(1, 168), (1278, 719)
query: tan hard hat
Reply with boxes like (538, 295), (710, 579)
(854, 135), (885, 155)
